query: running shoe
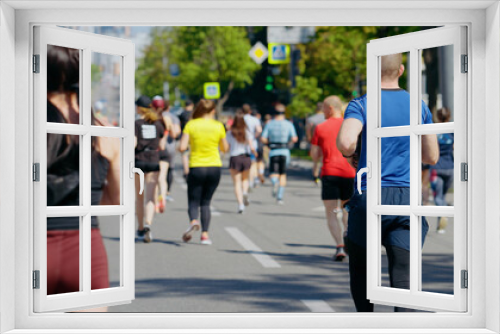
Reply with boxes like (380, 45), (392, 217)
(238, 204), (245, 214)
(157, 195), (166, 214)
(143, 225), (153, 243)
(200, 235), (212, 245)
(166, 195), (175, 202)
(277, 199), (285, 205)
(243, 194), (250, 206)
(437, 217), (448, 234)
(136, 229), (145, 242)
(182, 221), (201, 243)
(333, 246), (347, 262)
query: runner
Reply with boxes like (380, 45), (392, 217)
(242, 104), (262, 188)
(337, 53), (439, 312)
(179, 99), (228, 245)
(306, 102), (325, 185)
(430, 107), (454, 233)
(155, 96), (181, 203)
(255, 112), (266, 184)
(179, 100), (194, 181)
(227, 110), (258, 214)
(151, 96), (173, 213)
(261, 103), (298, 205)
(46, 46), (120, 312)
(135, 95), (166, 243)
(310, 96), (355, 261)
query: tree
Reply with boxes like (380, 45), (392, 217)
(288, 76), (323, 118)
(136, 27), (260, 113)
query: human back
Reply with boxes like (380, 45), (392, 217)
(184, 117), (225, 167)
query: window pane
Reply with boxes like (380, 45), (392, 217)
(47, 134), (81, 206)
(380, 52), (410, 127)
(47, 45), (81, 125)
(92, 216), (121, 290)
(91, 137), (121, 205)
(420, 45), (454, 124)
(380, 136), (410, 204)
(421, 133), (454, 207)
(421, 216), (454, 294)
(47, 217), (81, 294)
(91, 52), (122, 127)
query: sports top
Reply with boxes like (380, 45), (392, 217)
(134, 118), (165, 163)
(311, 117), (355, 178)
(344, 89), (433, 190)
(261, 119), (297, 159)
(183, 118), (226, 167)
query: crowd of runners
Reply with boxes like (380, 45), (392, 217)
(45, 44), (453, 313)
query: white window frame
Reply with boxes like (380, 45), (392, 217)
(0, 1), (499, 333)
(365, 26), (467, 312)
(32, 25), (136, 312)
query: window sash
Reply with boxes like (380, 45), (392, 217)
(33, 25), (136, 313)
(366, 26), (468, 312)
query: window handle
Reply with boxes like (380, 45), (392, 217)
(356, 162), (371, 195)
(130, 162), (144, 195)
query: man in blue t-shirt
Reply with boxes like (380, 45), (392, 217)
(337, 53), (439, 312)
(261, 103), (298, 204)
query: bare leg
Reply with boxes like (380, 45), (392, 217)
(144, 172), (159, 225)
(279, 174), (287, 187)
(324, 199), (343, 245)
(249, 162), (257, 187)
(230, 169), (243, 205)
(158, 161), (169, 200)
(242, 169), (250, 195)
(135, 174), (144, 230)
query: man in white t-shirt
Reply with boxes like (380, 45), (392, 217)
(242, 104), (262, 188)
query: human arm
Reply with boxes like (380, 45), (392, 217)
(247, 137), (258, 157)
(422, 134), (439, 165)
(337, 118), (363, 157)
(260, 124), (269, 144)
(219, 137), (229, 153)
(98, 137), (121, 205)
(310, 145), (321, 162)
(179, 133), (189, 153)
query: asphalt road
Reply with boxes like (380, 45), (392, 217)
(99, 156), (455, 313)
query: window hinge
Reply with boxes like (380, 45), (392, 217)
(33, 163), (40, 182)
(461, 162), (468, 181)
(33, 270), (40, 289)
(461, 54), (468, 73)
(461, 270), (468, 289)
(33, 54), (40, 73)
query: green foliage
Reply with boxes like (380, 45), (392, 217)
(288, 76), (323, 118)
(136, 27), (260, 102)
(91, 64), (102, 84)
(300, 26), (422, 102)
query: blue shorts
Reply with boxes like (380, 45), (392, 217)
(346, 187), (428, 251)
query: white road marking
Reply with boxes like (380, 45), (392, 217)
(301, 300), (335, 312)
(225, 227), (281, 268)
(311, 206), (325, 212)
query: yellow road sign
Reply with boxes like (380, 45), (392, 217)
(268, 43), (290, 64)
(203, 82), (220, 99)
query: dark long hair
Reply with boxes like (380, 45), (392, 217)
(192, 99), (216, 119)
(231, 110), (247, 143)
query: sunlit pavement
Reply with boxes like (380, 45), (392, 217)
(101, 156), (454, 313)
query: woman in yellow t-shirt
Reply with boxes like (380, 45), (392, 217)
(179, 99), (228, 245)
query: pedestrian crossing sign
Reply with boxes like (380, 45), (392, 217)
(203, 82), (221, 99)
(268, 43), (290, 64)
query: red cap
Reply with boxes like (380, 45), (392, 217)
(152, 99), (165, 109)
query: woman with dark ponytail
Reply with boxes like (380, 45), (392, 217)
(179, 99), (228, 245)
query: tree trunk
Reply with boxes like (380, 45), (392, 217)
(216, 80), (234, 118)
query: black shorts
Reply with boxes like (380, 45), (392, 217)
(135, 160), (160, 173)
(229, 154), (251, 172)
(321, 175), (354, 201)
(256, 142), (264, 162)
(159, 149), (170, 162)
(269, 155), (287, 175)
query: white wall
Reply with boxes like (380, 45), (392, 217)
(0, 2), (16, 333)
(485, 2), (500, 332)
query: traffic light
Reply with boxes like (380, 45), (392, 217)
(265, 75), (274, 91)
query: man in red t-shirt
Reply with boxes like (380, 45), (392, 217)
(311, 96), (356, 261)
